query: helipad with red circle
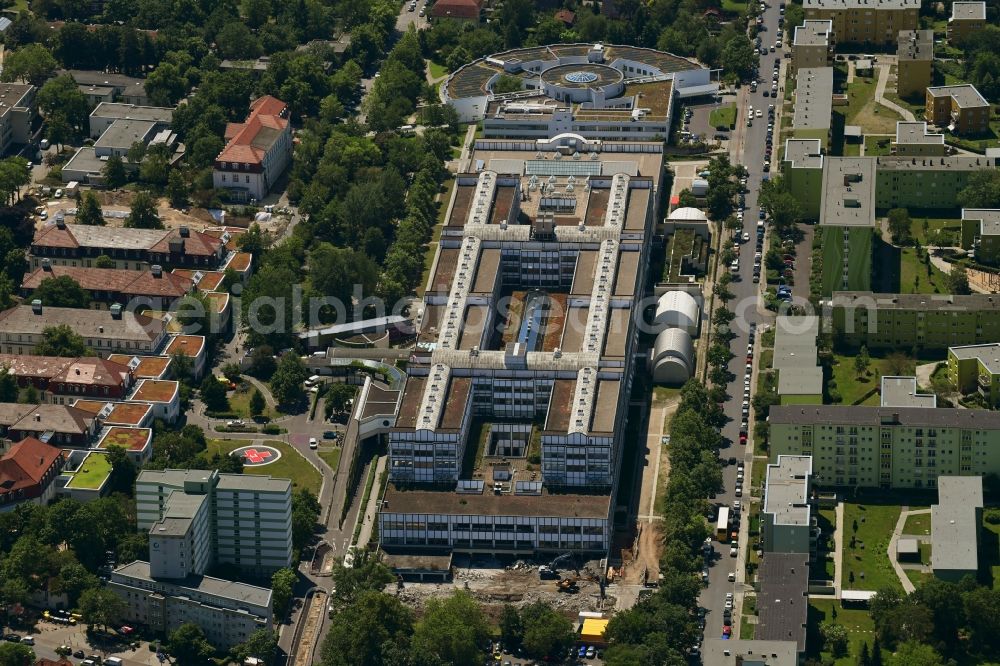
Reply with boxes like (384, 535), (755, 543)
(233, 445), (282, 466)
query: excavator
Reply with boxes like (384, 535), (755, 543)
(538, 552), (575, 579)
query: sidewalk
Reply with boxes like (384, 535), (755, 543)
(888, 507), (930, 594)
(355, 454), (387, 548)
(874, 62), (915, 121)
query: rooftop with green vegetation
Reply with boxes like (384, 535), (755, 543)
(65, 453), (112, 490)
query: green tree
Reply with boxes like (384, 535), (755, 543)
(520, 600), (575, 658)
(821, 621), (849, 657)
(34, 324), (90, 357)
(76, 191), (104, 226)
(886, 208), (912, 245)
(52, 560), (98, 606)
(270, 567), (296, 618)
(854, 345), (870, 379)
(200, 375), (229, 412)
(958, 169), (1000, 209)
(167, 170), (188, 208)
(889, 641), (943, 666)
(249, 388), (266, 417)
(167, 622), (215, 664)
(270, 353), (307, 406)
(324, 383), (357, 420)
(125, 191), (163, 229)
(33, 275), (90, 308)
(247, 346), (277, 379)
(230, 628), (277, 666)
(145, 62), (188, 107)
(291, 488), (320, 553)
(412, 591), (489, 665)
(78, 587), (126, 633)
(492, 74), (523, 94)
(320, 590), (413, 666)
(0, 643), (35, 665)
(2, 44), (57, 86)
(720, 34), (756, 79)
(105, 443), (137, 495)
(948, 264), (971, 295)
(37, 74), (89, 130)
(499, 604), (523, 647)
(102, 155), (128, 189)
(0, 368), (17, 403)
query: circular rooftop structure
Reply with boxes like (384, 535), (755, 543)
(668, 207), (709, 221)
(442, 43), (704, 108)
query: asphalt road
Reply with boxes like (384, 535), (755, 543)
(698, 0), (786, 646)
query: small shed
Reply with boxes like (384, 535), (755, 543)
(896, 537), (920, 562)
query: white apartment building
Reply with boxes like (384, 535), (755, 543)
(110, 560), (272, 650)
(0, 302), (167, 356)
(136, 469), (293, 576)
(0, 83), (36, 156)
(212, 96), (292, 202)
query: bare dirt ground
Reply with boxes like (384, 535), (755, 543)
(393, 559), (614, 619)
(32, 190), (290, 238)
(292, 590), (327, 666)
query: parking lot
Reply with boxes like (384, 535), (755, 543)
(5, 618), (165, 666)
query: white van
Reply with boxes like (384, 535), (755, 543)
(105, 658), (124, 666)
(20, 636), (34, 645)
(304, 375), (322, 387)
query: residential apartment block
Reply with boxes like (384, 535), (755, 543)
(959, 208), (1000, 265)
(948, 2), (986, 44)
(931, 476), (983, 581)
(802, 0), (919, 45)
(769, 405), (1000, 488)
(792, 67), (834, 145)
(0, 83), (36, 156)
(791, 20), (834, 74)
(212, 96), (292, 202)
(828, 291), (1000, 350)
(29, 222), (226, 271)
(774, 316), (823, 404)
(0, 303), (166, 356)
(442, 43), (715, 136)
(816, 157), (876, 295)
(379, 136), (663, 556)
(109, 560), (272, 650)
(135, 468), (293, 576)
(896, 30), (933, 99)
(762, 455), (816, 556)
(926, 85), (990, 135)
(783, 150), (1000, 217)
(891, 121), (945, 156)
(947, 342), (1000, 406)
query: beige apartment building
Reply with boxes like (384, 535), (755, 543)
(792, 20), (834, 73)
(803, 0), (919, 45)
(926, 85), (991, 135)
(948, 2), (986, 44)
(896, 30), (933, 98)
(769, 405), (1000, 489)
(891, 121), (946, 156)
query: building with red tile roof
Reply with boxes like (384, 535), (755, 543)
(107, 354), (172, 379)
(0, 403), (98, 446)
(29, 221), (225, 271)
(431, 0), (482, 20)
(164, 335), (207, 379)
(0, 354), (133, 402)
(0, 436), (64, 512)
(213, 96), (292, 202)
(71, 399), (154, 427)
(129, 379), (180, 422)
(21, 263), (192, 310)
(554, 9), (576, 25)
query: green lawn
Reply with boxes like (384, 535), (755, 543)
(906, 569), (933, 587)
(203, 439), (322, 494)
(66, 453), (111, 489)
(902, 512), (931, 536)
(808, 600), (877, 666)
(910, 216), (962, 247)
(843, 141), (861, 156)
(318, 447), (342, 473)
(739, 616), (755, 639)
(709, 104), (736, 129)
(428, 60), (448, 80)
(844, 77), (901, 135)
(899, 247), (950, 294)
(227, 386), (277, 420)
(842, 501), (903, 592)
(919, 541), (932, 565)
(944, 120), (1000, 153)
(863, 135), (892, 156)
(722, 0), (747, 12)
(830, 353), (916, 405)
